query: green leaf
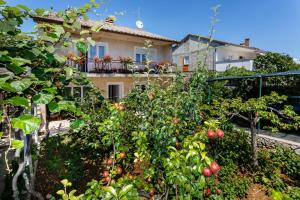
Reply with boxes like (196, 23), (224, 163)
(76, 41), (88, 54)
(119, 185), (133, 197)
(0, 132), (3, 138)
(11, 57), (31, 67)
(197, 176), (206, 189)
(103, 187), (117, 197)
(48, 102), (59, 113)
(70, 120), (85, 130)
(80, 30), (90, 35)
(11, 139), (24, 149)
(12, 114), (41, 135)
(54, 54), (66, 63)
(54, 25), (65, 35)
(6, 96), (29, 108)
(10, 79), (32, 92)
(6, 64), (26, 74)
(65, 67), (73, 79)
(56, 190), (65, 195)
(0, 82), (17, 92)
(35, 8), (45, 15)
(72, 21), (81, 30)
(271, 190), (283, 200)
(0, 0), (6, 5)
(46, 46), (55, 53)
(17, 4), (31, 12)
(32, 93), (54, 104)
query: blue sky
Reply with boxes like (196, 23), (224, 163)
(7, 0), (300, 58)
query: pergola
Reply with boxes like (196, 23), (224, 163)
(207, 69), (300, 100)
(207, 69), (300, 130)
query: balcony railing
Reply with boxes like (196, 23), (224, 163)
(67, 59), (176, 74)
(215, 59), (254, 71)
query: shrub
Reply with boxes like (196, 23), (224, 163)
(218, 161), (251, 199)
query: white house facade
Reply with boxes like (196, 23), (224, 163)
(172, 34), (265, 72)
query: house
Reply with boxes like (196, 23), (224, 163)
(33, 14), (177, 101)
(172, 34), (265, 72)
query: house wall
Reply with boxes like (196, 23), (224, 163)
(216, 59), (254, 71)
(216, 47), (258, 62)
(88, 74), (174, 98)
(172, 38), (216, 71)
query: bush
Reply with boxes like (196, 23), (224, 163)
(218, 161), (251, 199)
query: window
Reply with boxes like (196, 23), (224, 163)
(73, 87), (82, 99)
(108, 84), (121, 102)
(136, 53), (147, 63)
(239, 56), (244, 60)
(89, 44), (107, 59)
(134, 47), (156, 63)
(63, 86), (91, 101)
(183, 56), (190, 65)
(98, 46), (105, 58)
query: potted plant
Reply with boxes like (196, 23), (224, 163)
(102, 55), (112, 70)
(119, 56), (133, 70)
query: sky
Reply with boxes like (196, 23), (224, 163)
(7, 0), (300, 59)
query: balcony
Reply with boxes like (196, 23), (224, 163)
(215, 59), (254, 72)
(67, 59), (176, 74)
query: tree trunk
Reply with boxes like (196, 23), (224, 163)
(250, 121), (258, 167)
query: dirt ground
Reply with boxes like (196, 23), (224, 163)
(243, 184), (272, 200)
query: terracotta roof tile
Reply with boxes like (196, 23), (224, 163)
(33, 14), (178, 43)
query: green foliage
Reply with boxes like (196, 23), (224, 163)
(254, 52), (296, 73)
(12, 114), (41, 135)
(55, 179), (84, 200)
(218, 161), (251, 200)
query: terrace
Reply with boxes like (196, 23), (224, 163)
(67, 58), (177, 74)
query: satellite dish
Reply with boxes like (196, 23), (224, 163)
(136, 20), (144, 29)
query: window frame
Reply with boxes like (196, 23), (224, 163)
(106, 82), (124, 101)
(183, 56), (190, 65)
(88, 42), (109, 60)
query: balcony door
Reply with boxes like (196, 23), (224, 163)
(134, 47), (157, 63)
(88, 43), (108, 72)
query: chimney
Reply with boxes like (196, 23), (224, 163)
(244, 38), (250, 47)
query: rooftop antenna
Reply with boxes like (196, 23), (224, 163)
(135, 7), (144, 29)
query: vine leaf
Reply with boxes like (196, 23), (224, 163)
(32, 92), (54, 104)
(12, 114), (41, 135)
(11, 139), (24, 149)
(6, 96), (29, 108)
(70, 119), (85, 130)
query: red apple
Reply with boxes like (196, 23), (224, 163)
(119, 152), (126, 159)
(207, 130), (216, 139)
(104, 176), (111, 183)
(102, 170), (109, 178)
(205, 188), (211, 197)
(149, 188), (156, 196)
(210, 162), (221, 174)
(202, 167), (212, 177)
(117, 167), (123, 175)
(216, 129), (224, 138)
(106, 159), (113, 165)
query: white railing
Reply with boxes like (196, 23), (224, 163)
(215, 59), (254, 71)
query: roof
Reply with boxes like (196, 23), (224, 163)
(33, 14), (178, 43)
(178, 34), (265, 53)
(208, 69), (300, 82)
